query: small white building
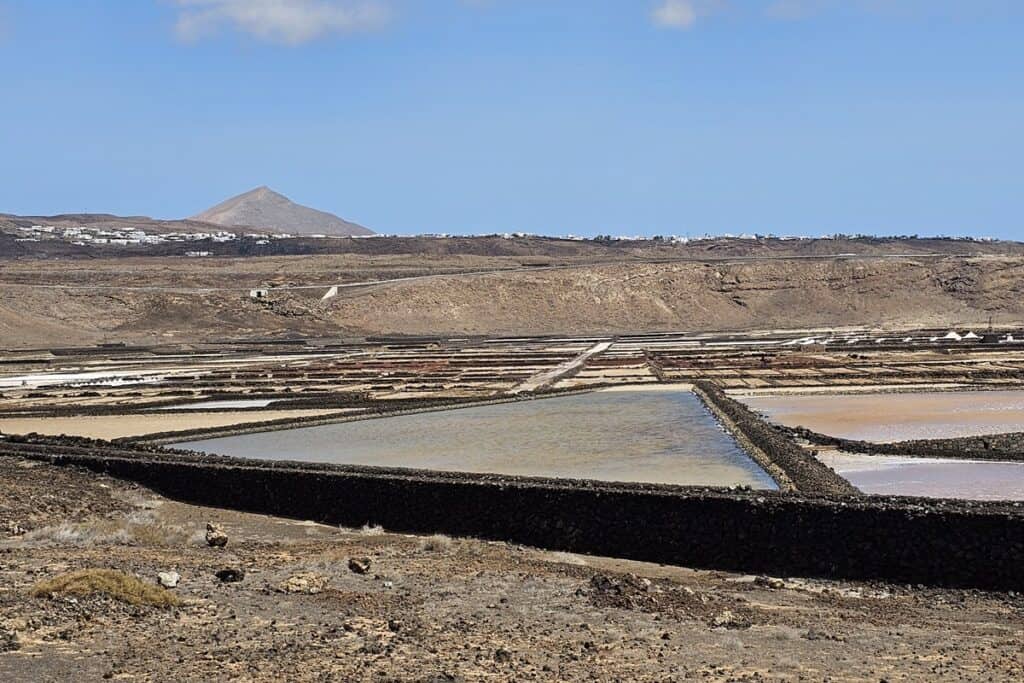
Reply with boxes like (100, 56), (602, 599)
(249, 289), (269, 300)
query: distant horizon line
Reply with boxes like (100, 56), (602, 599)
(1, 213), (1008, 244)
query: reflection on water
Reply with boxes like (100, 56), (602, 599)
(176, 390), (777, 489)
(818, 451), (1024, 500)
(744, 390), (1024, 442)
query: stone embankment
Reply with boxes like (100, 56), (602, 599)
(692, 382), (858, 495)
(792, 427), (1024, 463)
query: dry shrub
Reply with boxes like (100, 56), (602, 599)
(22, 516), (196, 548)
(30, 569), (179, 608)
(419, 534), (453, 552)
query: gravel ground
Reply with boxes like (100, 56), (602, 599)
(1, 456), (1022, 682)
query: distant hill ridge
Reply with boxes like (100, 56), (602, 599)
(191, 187), (372, 237)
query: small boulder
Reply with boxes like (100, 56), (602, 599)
(710, 609), (751, 630)
(215, 568), (245, 583)
(205, 523), (228, 548)
(4, 521), (26, 537)
(348, 557), (371, 575)
(157, 571), (180, 589)
(276, 572), (328, 595)
(0, 629), (20, 653)
(712, 610), (736, 627)
(754, 575), (786, 590)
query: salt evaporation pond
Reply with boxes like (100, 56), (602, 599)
(743, 390), (1024, 442)
(156, 399), (276, 411)
(818, 451), (1024, 501)
(175, 389), (778, 489)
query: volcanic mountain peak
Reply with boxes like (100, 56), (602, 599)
(191, 187), (372, 237)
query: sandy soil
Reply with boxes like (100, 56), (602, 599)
(0, 456), (1021, 682)
(0, 410), (335, 440)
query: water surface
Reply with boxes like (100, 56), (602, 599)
(744, 390), (1024, 442)
(818, 451), (1024, 501)
(176, 390), (777, 488)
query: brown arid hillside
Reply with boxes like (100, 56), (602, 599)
(0, 254), (1021, 348)
(321, 256), (1024, 336)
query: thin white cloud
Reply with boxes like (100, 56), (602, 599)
(651, 0), (698, 29)
(173, 0), (392, 45)
(651, 1), (729, 30)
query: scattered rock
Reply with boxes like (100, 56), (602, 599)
(710, 610), (751, 630)
(755, 575), (786, 590)
(0, 629), (21, 652)
(157, 571), (180, 589)
(348, 557), (372, 575)
(205, 522), (228, 548)
(590, 573), (651, 596)
(276, 572), (328, 595)
(215, 568), (245, 583)
(804, 628), (845, 642)
(4, 521), (26, 537)
(359, 635), (385, 655)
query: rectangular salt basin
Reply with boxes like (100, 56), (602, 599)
(175, 390), (778, 489)
(818, 451), (1024, 501)
(742, 390), (1024, 442)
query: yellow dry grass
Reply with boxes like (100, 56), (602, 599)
(30, 569), (179, 608)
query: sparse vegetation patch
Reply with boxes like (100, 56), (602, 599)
(31, 569), (180, 608)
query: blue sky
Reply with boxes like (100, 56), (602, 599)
(0, 1), (1021, 238)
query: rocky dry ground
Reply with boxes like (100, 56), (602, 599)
(1, 456), (1022, 682)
